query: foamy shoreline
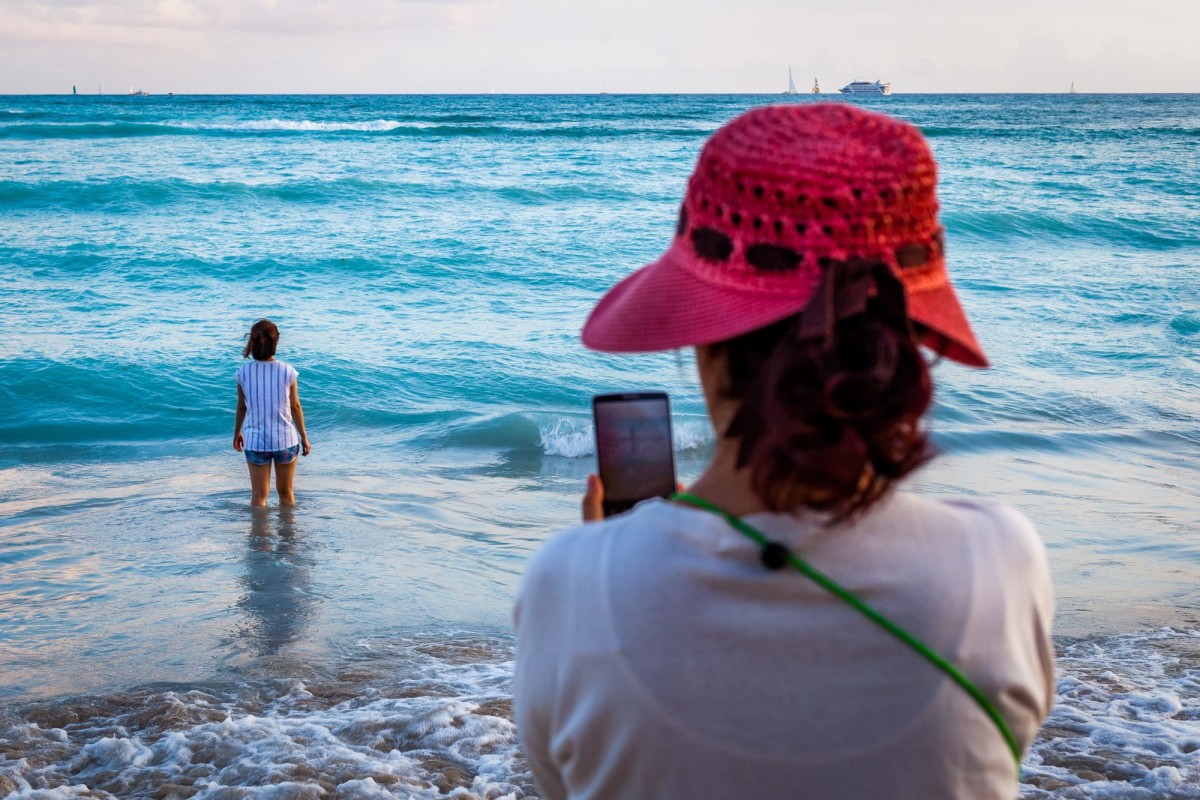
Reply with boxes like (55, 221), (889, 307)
(2, 628), (1197, 799)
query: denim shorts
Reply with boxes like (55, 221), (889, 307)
(245, 444), (300, 466)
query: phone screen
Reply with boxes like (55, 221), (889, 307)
(593, 392), (677, 517)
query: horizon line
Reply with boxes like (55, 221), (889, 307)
(6, 90), (1200, 97)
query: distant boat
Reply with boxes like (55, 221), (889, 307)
(128, 85), (149, 96)
(784, 67), (798, 96)
(72, 85), (77, 95)
(840, 79), (891, 96)
(1069, 81), (1077, 95)
(812, 77), (820, 94)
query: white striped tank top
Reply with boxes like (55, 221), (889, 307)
(236, 359), (300, 452)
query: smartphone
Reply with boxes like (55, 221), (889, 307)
(592, 392), (677, 517)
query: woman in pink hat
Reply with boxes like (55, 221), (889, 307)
(513, 104), (1055, 798)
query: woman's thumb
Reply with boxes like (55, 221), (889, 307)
(582, 474), (605, 522)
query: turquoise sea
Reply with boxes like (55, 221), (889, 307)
(1, 94), (1198, 798)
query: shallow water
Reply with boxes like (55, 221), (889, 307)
(2, 94), (1199, 797)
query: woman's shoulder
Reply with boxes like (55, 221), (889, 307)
(894, 490), (1036, 535)
(239, 358), (297, 373)
(893, 492), (1048, 581)
(521, 502), (669, 591)
(523, 516), (612, 584)
(939, 495), (1039, 551)
(236, 359), (296, 378)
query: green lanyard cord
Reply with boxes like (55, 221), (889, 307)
(671, 492), (1022, 772)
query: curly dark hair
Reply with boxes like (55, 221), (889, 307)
(714, 262), (934, 520)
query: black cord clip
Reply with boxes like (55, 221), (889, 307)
(761, 541), (792, 571)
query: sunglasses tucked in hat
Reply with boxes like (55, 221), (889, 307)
(581, 103), (988, 368)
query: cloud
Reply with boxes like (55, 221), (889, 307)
(155, 0), (205, 27)
(0, 0), (1197, 92)
(0, 0), (486, 41)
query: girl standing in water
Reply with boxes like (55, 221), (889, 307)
(233, 319), (311, 507)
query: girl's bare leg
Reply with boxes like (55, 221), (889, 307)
(247, 462), (272, 507)
(275, 458), (298, 506)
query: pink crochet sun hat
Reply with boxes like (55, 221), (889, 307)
(581, 103), (988, 368)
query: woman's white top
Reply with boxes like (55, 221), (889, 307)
(513, 493), (1055, 800)
(236, 359), (299, 452)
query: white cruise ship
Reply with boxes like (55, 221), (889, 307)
(839, 79), (891, 96)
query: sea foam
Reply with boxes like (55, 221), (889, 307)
(2, 630), (1196, 799)
(1021, 628), (1200, 799)
(535, 414), (713, 458)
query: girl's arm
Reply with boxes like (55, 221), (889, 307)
(290, 380), (311, 456)
(233, 385), (247, 451)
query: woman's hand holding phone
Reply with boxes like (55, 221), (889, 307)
(581, 474), (685, 523)
(582, 474), (605, 522)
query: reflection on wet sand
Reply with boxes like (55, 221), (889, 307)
(239, 507), (316, 656)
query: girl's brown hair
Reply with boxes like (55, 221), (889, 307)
(242, 319), (279, 361)
(715, 262), (934, 520)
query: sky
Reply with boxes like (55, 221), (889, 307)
(1, 0), (1198, 94)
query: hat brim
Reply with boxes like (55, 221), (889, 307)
(582, 244), (989, 368)
(581, 244), (816, 353)
(907, 281), (989, 368)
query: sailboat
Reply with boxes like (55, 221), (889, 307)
(784, 67), (798, 96)
(72, 85), (77, 95)
(1069, 81), (1077, 94)
(812, 77), (820, 94)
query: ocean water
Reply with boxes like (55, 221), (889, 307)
(1, 94), (1198, 798)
